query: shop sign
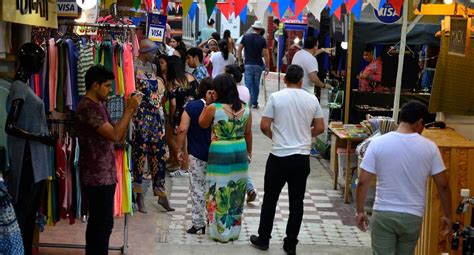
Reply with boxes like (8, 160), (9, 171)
(57, 0), (80, 18)
(281, 15), (308, 25)
(0, 0), (58, 28)
(374, 2), (401, 24)
(147, 13), (167, 45)
(449, 17), (471, 56)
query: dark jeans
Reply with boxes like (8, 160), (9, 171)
(258, 153), (310, 247)
(85, 184), (116, 255)
(244, 64), (264, 106)
(14, 144), (46, 255)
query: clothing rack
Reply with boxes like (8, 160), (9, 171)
(58, 21), (137, 29)
(39, 214), (129, 254)
(39, 118), (130, 255)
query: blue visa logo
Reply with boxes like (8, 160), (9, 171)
(374, 3), (402, 24)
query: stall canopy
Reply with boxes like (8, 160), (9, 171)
(350, 5), (440, 90)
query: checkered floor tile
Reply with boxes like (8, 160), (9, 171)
(159, 183), (371, 246)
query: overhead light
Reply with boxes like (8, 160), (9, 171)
(294, 37), (300, 44)
(443, 0), (453, 4)
(76, 0), (97, 10)
(341, 41), (348, 50)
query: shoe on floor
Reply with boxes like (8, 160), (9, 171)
(249, 235), (269, 250)
(246, 189), (257, 203)
(251, 104), (259, 109)
(169, 169), (189, 177)
(283, 243), (296, 255)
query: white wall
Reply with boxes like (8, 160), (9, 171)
(439, 113), (474, 141)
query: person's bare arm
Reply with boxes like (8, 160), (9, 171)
(260, 117), (273, 139)
(97, 95), (142, 143)
(311, 118), (325, 137)
(356, 168), (375, 232)
(308, 71), (327, 89)
(433, 171), (452, 235)
(176, 111), (191, 161)
(245, 110), (253, 160)
(198, 104), (216, 128)
(237, 44), (244, 63)
(263, 48), (270, 74)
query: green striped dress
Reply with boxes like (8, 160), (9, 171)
(206, 103), (249, 243)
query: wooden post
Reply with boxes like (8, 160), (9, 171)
(392, 0), (409, 121)
(344, 14), (354, 124)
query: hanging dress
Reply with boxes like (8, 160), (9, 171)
(206, 103), (250, 243)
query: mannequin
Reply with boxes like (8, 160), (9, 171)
(5, 42), (54, 255)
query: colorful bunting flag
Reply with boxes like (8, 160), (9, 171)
(254, 0), (270, 20)
(234, 0), (248, 16)
(217, 2), (234, 20)
(163, 0), (169, 14)
(387, 0), (403, 15)
(240, 5), (248, 24)
(270, 2), (280, 18)
(155, 0), (162, 11)
(346, 0), (358, 12)
(333, 6), (341, 19)
(307, 0), (327, 21)
(294, 0), (309, 18)
(134, 0), (140, 10)
(330, 0), (344, 16)
(278, 0), (291, 18)
(188, 2), (198, 21)
(367, 0), (381, 10)
(205, 0), (218, 18)
(183, 0), (193, 17)
(352, 0), (362, 20)
(378, 0), (387, 9)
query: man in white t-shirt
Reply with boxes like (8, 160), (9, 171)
(250, 65), (325, 255)
(356, 101), (452, 255)
(291, 36), (332, 94)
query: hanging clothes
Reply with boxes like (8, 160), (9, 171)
(77, 41), (95, 97)
(48, 38), (58, 112)
(123, 42), (136, 99)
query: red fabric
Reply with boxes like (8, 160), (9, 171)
(34, 74), (40, 97)
(388, 0), (403, 15)
(217, 2), (234, 19)
(294, 0), (309, 17)
(146, 0), (152, 12)
(333, 6), (341, 20)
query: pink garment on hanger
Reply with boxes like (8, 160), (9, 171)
(123, 42), (136, 99)
(132, 34), (139, 58)
(48, 38), (58, 111)
(114, 149), (124, 216)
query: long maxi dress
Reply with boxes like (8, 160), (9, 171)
(206, 103), (250, 242)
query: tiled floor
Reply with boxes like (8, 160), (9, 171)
(159, 182), (370, 247)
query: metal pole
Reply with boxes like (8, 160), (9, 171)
(343, 14), (354, 124)
(277, 23), (284, 91)
(392, 0), (409, 121)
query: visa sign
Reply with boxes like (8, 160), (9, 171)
(374, 3), (401, 24)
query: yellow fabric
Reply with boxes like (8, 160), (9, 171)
(429, 34), (474, 115)
(122, 150), (132, 214)
(117, 57), (125, 96)
(47, 179), (54, 226)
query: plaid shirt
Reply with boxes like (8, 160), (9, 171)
(193, 64), (210, 83)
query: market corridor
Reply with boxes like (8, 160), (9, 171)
(39, 73), (371, 255)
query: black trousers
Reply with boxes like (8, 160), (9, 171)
(258, 153), (310, 247)
(85, 184), (116, 255)
(14, 144), (46, 255)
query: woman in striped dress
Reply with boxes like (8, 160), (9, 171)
(199, 74), (253, 242)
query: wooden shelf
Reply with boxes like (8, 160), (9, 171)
(0, 54), (16, 63)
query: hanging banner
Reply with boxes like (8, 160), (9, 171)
(374, 2), (401, 24)
(0, 0), (58, 28)
(307, 0), (327, 21)
(254, 0), (270, 21)
(147, 13), (168, 45)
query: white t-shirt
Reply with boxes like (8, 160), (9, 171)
(262, 88), (324, 157)
(210, 52), (236, 78)
(237, 84), (250, 104)
(291, 49), (319, 94)
(360, 132), (446, 217)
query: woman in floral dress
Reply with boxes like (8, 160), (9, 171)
(199, 74), (252, 242)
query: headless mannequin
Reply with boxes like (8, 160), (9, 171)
(5, 43), (54, 255)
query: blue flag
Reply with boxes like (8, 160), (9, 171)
(188, 2), (198, 21)
(240, 6), (248, 24)
(330, 0), (344, 15)
(278, 0), (291, 18)
(353, 0), (362, 20)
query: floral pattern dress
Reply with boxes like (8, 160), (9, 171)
(206, 103), (250, 242)
(132, 59), (167, 196)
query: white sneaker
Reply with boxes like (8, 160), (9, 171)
(170, 169), (190, 177)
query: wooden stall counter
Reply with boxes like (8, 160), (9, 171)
(329, 125), (368, 203)
(416, 129), (474, 255)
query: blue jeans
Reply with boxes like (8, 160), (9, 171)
(244, 65), (264, 106)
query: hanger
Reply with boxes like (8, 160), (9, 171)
(387, 42), (415, 57)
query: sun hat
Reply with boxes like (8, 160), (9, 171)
(251, 21), (265, 30)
